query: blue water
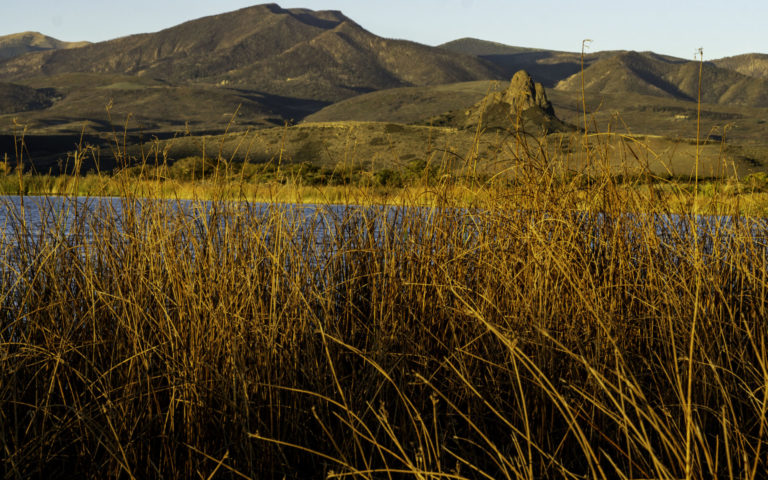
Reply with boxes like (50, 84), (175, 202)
(2, 195), (767, 320)
(2, 195), (767, 261)
(0, 195), (423, 263)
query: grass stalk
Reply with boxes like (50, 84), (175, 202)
(1, 113), (767, 479)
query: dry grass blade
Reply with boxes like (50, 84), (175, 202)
(1, 114), (767, 479)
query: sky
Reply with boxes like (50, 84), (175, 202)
(1, 0), (765, 60)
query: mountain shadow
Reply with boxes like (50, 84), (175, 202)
(0, 83), (57, 114)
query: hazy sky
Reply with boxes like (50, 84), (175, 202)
(1, 0), (764, 60)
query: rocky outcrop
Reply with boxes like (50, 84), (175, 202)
(463, 70), (570, 133)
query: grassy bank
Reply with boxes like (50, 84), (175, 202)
(4, 168), (768, 215)
(4, 119), (768, 214)
(2, 133), (768, 479)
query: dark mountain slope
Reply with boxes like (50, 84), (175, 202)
(236, 21), (504, 100)
(0, 82), (56, 114)
(439, 37), (623, 86)
(0, 73), (325, 134)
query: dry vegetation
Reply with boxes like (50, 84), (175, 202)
(1, 118), (768, 480)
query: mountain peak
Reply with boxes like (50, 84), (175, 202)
(439, 37), (545, 56)
(233, 3), (351, 27)
(0, 32), (89, 61)
(261, 3), (285, 12)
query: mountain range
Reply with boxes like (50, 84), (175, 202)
(0, 3), (767, 139)
(0, 4), (499, 102)
(439, 38), (768, 107)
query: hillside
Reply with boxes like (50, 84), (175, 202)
(713, 53), (768, 79)
(442, 38), (768, 107)
(555, 51), (690, 98)
(0, 4), (502, 102)
(439, 38), (624, 86)
(305, 81), (505, 124)
(304, 77), (768, 144)
(555, 51), (768, 107)
(0, 32), (88, 61)
(0, 73), (326, 135)
(0, 82), (56, 114)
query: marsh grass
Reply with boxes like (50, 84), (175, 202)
(1, 118), (768, 480)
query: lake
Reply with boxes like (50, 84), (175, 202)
(2, 195), (767, 264)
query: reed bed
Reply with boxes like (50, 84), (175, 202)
(1, 134), (768, 480)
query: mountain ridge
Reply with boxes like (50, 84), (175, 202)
(555, 50), (768, 107)
(713, 53), (768, 79)
(0, 32), (89, 62)
(441, 38), (768, 107)
(0, 4), (502, 102)
(1, 11), (768, 138)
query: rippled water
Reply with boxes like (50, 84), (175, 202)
(0, 195), (413, 256)
(2, 195), (767, 259)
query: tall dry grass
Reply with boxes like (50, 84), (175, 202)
(1, 121), (767, 480)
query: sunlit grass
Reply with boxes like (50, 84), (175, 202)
(1, 122), (768, 479)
